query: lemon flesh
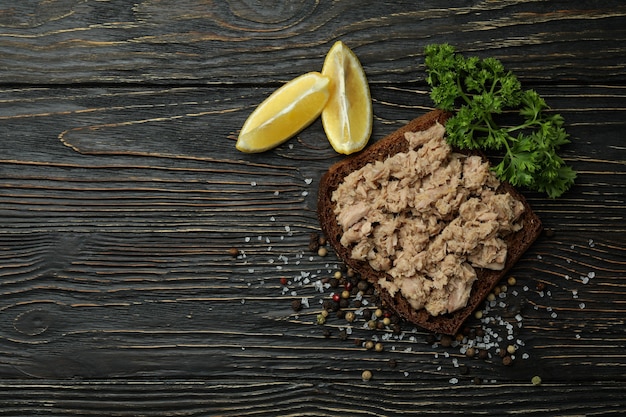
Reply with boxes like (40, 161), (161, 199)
(236, 72), (330, 153)
(321, 41), (373, 155)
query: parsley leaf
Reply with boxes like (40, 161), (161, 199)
(424, 44), (576, 198)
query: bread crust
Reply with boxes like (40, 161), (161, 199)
(317, 110), (542, 335)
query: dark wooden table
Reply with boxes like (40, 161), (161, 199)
(1, 1), (625, 415)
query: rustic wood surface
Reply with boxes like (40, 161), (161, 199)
(1, 0), (625, 415)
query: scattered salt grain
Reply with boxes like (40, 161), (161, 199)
(579, 302), (586, 309)
(250, 181), (256, 186)
(304, 178), (313, 185)
(449, 377), (459, 384)
(588, 271), (595, 279)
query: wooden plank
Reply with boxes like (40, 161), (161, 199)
(0, 380), (624, 416)
(0, 1), (624, 84)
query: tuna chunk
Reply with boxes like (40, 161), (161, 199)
(332, 123), (524, 316)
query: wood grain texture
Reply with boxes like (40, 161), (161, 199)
(0, 0), (625, 415)
(0, 0), (625, 84)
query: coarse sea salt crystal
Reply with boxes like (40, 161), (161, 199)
(588, 271), (595, 279)
(304, 178), (313, 185)
(449, 377), (459, 384)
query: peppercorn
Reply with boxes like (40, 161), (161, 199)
(329, 278), (339, 288)
(341, 290), (350, 299)
(280, 276), (288, 286)
(345, 311), (356, 323)
(339, 298), (349, 309)
(367, 320), (377, 330)
(347, 268), (355, 278)
(357, 280), (369, 292)
(375, 342), (384, 352)
(500, 284), (508, 293)
(332, 293), (340, 303)
(374, 308), (383, 318)
(478, 349), (489, 360)
(316, 314), (326, 325)
(308, 233), (320, 252)
(531, 375), (542, 386)
(466, 347), (476, 358)
(376, 321), (385, 330)
(440, 335), (453, 348)
(474, 310), (483, 320)
(317, 247), (328, 257)
(321, 309), (329, 318)
(362, 309), (372, 320)
(322, 328), (331, 338)
(318, 235), (327, 246)
(506, 344), (516, 355)
(338, 329), (348, 340)
(361, 370), (373, 381)
(353, 299), (362, 308)
(333, 271), (342, 280)
(364, 340), (375, 350)
(536, 281), (546, 291)
(382, 317), (391, 326)
(388, 359), (397, 368)
(487, 293), (496, 302)
(502, 355), (513, 366)
(291, 299), (302, 312)
(392, 324), (402, 335)
(354, 338), (362, 346)
(507, 276), (517, 286)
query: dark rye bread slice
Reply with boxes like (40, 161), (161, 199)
(317, 109), (543, 335)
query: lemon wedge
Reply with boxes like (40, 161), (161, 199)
(236, 72), (330, 153)
(321, 41), (373, 154)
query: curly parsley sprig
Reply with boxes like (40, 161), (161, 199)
(424, 43), (576, 198)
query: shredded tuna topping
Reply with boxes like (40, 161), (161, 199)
(332, 122), (525, 316)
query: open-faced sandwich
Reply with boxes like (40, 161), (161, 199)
(318, 110), (543, 335)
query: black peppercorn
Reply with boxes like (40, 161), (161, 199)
(291, 299), (302, 312)
(440, 335), (453, 347)
(308, 233), (320, 252)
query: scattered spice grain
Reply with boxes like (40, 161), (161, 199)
(361, 370), (373, 381)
